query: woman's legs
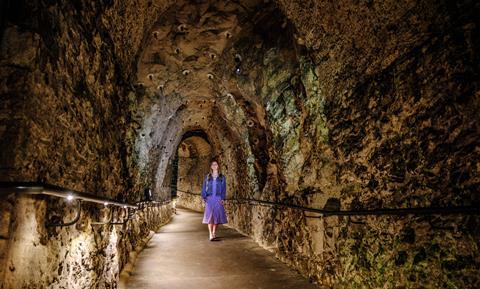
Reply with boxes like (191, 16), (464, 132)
(208, 224), (213, 238)
(206, 196), (224, 239)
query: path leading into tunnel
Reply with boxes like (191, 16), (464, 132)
(124, 208), (319, 289)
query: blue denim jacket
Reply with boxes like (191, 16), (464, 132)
(201, 174), (226, 200)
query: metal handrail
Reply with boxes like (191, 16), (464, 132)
(46, 199), (82, 227)
(226, 198), (480, 216)
(0, 182), (173, 227)
(169, 187), (479, 216)
(0, 182), (138, 208)
(175, 189), (199, 195)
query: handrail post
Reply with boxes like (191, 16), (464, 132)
(45, 199), (82, 227)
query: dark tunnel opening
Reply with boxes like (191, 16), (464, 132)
(173, 129), (215, 211)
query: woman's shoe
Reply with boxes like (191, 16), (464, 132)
(209, 233), (214, 241)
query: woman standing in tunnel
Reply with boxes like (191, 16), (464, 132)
(201, 159), (228, 240)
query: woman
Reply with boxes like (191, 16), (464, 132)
(201, 159), (228, 240)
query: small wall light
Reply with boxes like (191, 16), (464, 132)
(178, 24), (188, 32)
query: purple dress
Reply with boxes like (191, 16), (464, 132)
(201, 174), (228, 224)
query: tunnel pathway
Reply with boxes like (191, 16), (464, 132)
(124, 208), (319, 289)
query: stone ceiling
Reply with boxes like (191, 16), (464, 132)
(132, 0), (278, 189)
(137, 0), (262, 106)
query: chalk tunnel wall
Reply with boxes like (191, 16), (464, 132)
(0, 0), (479, 288)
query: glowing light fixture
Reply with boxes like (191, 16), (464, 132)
(66, 194), (74, 201)
(104, 202), (109, 207)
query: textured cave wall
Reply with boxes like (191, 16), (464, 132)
(0, 0), (173, 197)
(1, 196), (171, 289)
(1, 0), (479, 288)
(131, 0), (258, 217)
(134, 1), (479, 286)
(0, 0), (175, 287)
(175, 136), (212, 211)
(177, 137), (212, 194)
(214, 1), (480, 288)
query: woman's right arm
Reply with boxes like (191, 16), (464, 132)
(201, 176), (207, 201)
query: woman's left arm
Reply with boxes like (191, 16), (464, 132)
(221, 176), (226, 200)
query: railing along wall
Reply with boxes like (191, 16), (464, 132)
(173, 187), (480, 216)
(175, 188), (198, 195)
(0, 182), (172, 227)
(227, 198), (480, 216)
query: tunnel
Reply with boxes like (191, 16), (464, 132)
(0, 0), (479, 288)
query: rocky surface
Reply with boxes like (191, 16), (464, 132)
(175, 134), (212, 211)
(175, 192), (205, 213)
(1, 195), (172, 289)
(170, 0), (480, 288)
(0, 0), (175, 287)
(1, 0), (479, 288)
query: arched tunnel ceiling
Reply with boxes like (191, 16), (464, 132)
(178, 136), (212, 158)
(1, 1), (479, 288)
(134, 0), (275, 183)
(134, 0), (290, 194)
(135, 0), (272, 138)
(137, 0), (261, 99)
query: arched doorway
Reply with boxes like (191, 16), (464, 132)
(174, 130), (213, 211)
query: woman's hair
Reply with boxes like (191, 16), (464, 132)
(207, 159), (223, 180)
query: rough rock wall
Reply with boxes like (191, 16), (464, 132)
(278, 1), (480, 288)
(177, 156), (210, 194)
(175, 155), (210, 212)
(0, 0), (175, 287)
(0, 0), (173, 198)
(177, 137), (212, 195)
(1, 0), (479, 288)
(176, 192), (204, 213)
(175, 135), (212, 211)
(0, 196), (14, 284)
(1, 195), (172, 289)
(208, 1), (480, 288)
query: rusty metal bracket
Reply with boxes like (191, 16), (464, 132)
(111, 207), (136, 225)
(45, 199), (82, 227)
